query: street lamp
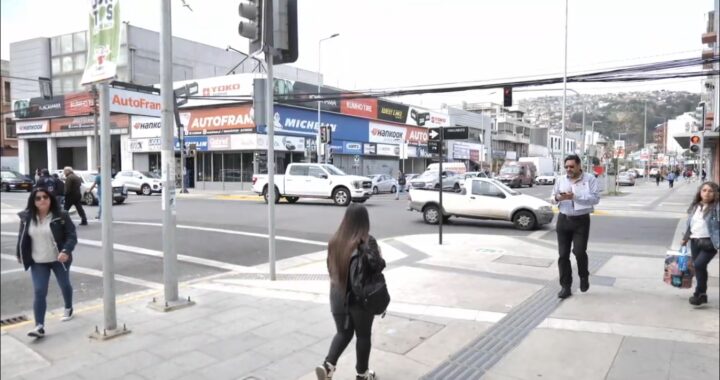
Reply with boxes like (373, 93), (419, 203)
(317, 33), (340, 164)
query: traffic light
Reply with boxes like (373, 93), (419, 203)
(238, 0), (263, 55)
(325, 125), (332, 144)
(273, 0), (298, 64)
(320, 126), (328, 143)
(689, 134), (701, 153)
(503, 86), (512, 107)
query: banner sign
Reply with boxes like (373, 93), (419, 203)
(81, 0), (121, 85)
(16, 120), (50, 134)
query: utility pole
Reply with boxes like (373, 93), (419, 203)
(93, 85), (100, 168)
(643, 101), (648, 181)
(265, 0), (277, 280)
(151, 0), (193, 312)
(561, 0), (569, 165)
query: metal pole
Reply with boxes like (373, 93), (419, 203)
(438, 128), (443, 245)
(93, 85), (100, 168)
(580, 98), (585, 158)
(700, 104), (705, 180)
(179, 114), (188, 193)
(716, 0), (720, 132)
(99, 82), (116, 330)
(643, 102), (648, 181)
(160, 0), (178, 302)
(317, 40), (322, 164)
(561, 0), (568, 166)
(266, 50), (277, 280)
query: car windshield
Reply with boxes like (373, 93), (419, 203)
(1, 171), (18, 179)
(322, 165), (345, 176)
(500, 166), (520, 174)
(493, 180), (521, 195)
(141, 171), (160, 179)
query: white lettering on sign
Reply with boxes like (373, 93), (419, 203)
(347, 101), (373, 112)
(39, 103), (62, 111)
(189, 114), (254, 129)
(409, 130), (429, 142)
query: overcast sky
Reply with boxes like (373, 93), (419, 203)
(1, 0), (714, 107)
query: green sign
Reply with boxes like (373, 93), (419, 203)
(81, 0), (121, 85)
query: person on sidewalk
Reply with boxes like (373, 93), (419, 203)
(396, 170), (406, 200)
(316, 204), (385, 380)
(51, 173), (65, 208)
(551, 154), (601, 299)
(16, 188), (77, 339)
(63, 167), (88, 225)
(668, 171), (675, 188)
(681, 181), (720, 306)
(87, 166), (102, 220)
(34, 169), (57, 195)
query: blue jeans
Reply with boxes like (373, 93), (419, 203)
(30, 262), (73, 326)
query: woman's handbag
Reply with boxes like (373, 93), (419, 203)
(663, 245), (695, 288)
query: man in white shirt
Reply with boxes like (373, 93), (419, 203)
(551, 154), (601, 299)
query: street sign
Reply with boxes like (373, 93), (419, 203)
(429, 126), (469, 141)
(428, 141), (440, 154)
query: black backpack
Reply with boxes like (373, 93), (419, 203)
(349, 246), (390, 316)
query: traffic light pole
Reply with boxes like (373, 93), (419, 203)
(264, 0), (277, 281)
(438, 128), (443, 245)
(700, 103), (705, 180)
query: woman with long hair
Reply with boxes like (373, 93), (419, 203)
(681, 181), (720, 306)
(316, 204), (385, 380)
(16, 187), (77, 338)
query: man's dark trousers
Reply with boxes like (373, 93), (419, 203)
(64, 195), (87, 223)
(556, 213), (591, 288)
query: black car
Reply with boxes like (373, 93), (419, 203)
(1, 170), (33, 192)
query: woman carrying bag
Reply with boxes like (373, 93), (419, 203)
(316, 204), (386, 380)
(680, 182), (720, 306)
(16, 187), (78, 338)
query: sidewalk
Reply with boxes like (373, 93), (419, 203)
(2, 184), (718, 380)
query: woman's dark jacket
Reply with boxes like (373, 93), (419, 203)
(16, 210), (77, 271)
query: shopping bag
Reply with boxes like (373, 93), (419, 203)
(663, 245), (695, 288)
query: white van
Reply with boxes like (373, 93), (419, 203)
(427, 162), (467, 174)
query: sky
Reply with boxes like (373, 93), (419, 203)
(0, 0), (715, 108)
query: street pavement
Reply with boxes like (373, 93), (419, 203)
(1, 180), (718, 379)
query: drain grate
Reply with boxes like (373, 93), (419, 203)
(231, 273), (329, 281)
(0, 315), (29, 327)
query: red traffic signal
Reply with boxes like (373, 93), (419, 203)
(689, 134), (701, 153)
(689, 135), (701, 144)
(503, 87), (512, 107)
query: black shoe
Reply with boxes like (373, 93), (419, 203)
(689, 294), (708, 306)
(79, 220), (88, 226)
(580, 277), (589, 292)
(558, 287), (572, 299)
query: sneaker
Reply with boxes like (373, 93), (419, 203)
(315, 362), (335, 380)
(557, 287), (572, 299)
(27, 325), (45, 338)
(580, 277), (590, 293)
(689, 294), (708, 306)
(79, 220), (88, 226)
(61, 307), (73, 321)
(356, 370), (376, 380)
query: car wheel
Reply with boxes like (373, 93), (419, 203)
(434, 183), (440, 190)
(423, 205), (441, 225)
(263, 186), (280, 204)
(286, 196), (299, 204)
(513, 210), (537, 230)
(333, 187), (351, 206)
(372, 186), (379, 194)
(83, 192), (95, 206)
(141, 184), (152, 196)
(390, 185), (396, 193)
(453, 183), (460, 192)
(115, 199), (125, 204)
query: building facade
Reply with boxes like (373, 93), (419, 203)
(1, 60), (18, 169)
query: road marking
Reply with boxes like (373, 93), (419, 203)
(0, 232), (254, 272)
(0, 253), (162, 289)
(112, 221), (327, 246)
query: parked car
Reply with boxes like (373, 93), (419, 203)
(113, 170), (163, 195)
(410, 170), (464, 191)
(369, 174), (398, 194)
(252, 163), (373, 206)
(617, 172), (636, 186)
(1, 170), (33, 192)
(408, 178), (554, 230)
(534, 172), (557, 185)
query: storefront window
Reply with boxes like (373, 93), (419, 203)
(149, 153), (161, 175)
(52, 58), (61, 74)
(62, 56), (73, 72)
(222, 153), (242, 182)
(212, 153), (223, 181)
(74, 53), (85, 71)
(61, 34), (73, 54)
(73, 31), (86, 52)
(200, 152), (211, 181)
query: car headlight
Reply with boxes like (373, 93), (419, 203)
(353, 181), (362, 189)
(539, 206), (552, 212)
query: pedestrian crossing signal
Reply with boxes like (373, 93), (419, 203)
(689, 135), (701, 153)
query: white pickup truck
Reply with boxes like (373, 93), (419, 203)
(252, 163), (373, 206)
(408, 177), (554, 230)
